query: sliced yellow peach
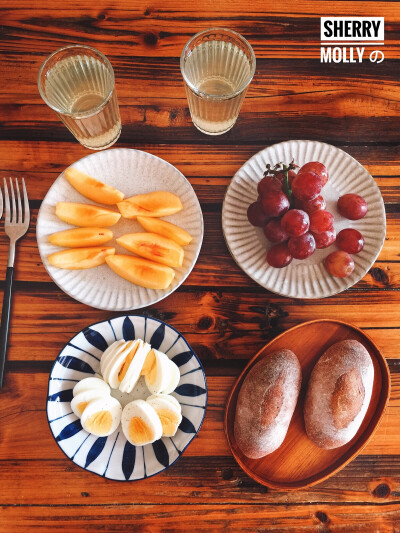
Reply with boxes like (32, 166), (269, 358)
(48, 247), (115, 269)
(105, 255), (175, 290)
(48, 227), (113, 247)
(65, 167), (125, 205)
(117, 233), (184, 268)
(136, 216), (193, 246)
(117, 191), (183, 219)
(56, 202), (121, 227)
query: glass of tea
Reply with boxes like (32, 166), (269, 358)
(180, 28), (256, 136)
(38, 45), (121, 150)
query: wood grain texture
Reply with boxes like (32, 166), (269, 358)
(1, 0), (399, 530)
(0, 455), (399, 505)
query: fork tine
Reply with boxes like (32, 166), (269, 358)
(3, 178), (10, 224)
(9, 178), (16, 223)
(14, 178), (22, 224)
(22, 178), (29, 226)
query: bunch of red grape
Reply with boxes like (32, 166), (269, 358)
(247, 160), (368, 278)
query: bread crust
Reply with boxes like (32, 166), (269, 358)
(234, 349), (301, 459)
(304, 340), (374, 449)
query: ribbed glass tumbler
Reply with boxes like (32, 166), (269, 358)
(38, 45), (121, 150)
(180, 28), (256, 135)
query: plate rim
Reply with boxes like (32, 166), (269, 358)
(46, 313), (208, 482)
(222, 139), (386, 299)
(36, 147), (204, 311)
(224, 318), (391, 490)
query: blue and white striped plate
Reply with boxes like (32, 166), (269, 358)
(47, 315), (207, 481)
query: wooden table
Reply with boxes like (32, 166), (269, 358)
(1, 1), (399, 531)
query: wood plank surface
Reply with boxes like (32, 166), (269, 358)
(1, 0), (400, 530)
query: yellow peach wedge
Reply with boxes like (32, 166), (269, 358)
(48, 227), (113, 247)
(64, 167), (125, 205)
(136, 217), (193, 246)
(55, 202), (121, 227)
(48, 247), (115, 270)
(117, 233), (184, 268)
(105, 255), (175, 290)
(117, 191), (183, 219)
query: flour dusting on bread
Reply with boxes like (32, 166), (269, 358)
(234, 349), (301, 459)
(304, 340), (374, 449)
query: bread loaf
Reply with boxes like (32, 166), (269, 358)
(304, 339), (374, 449)
(234, 349), (301, 459)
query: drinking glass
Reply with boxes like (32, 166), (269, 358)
(180, 28), (256, 135)
(38, 45), (121, 150)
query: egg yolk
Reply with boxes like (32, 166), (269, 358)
(118, 343), (140, 382)
(129, 417), (154, 445)
(141, 349), (156, 378)
(85, 410), (113, 435)
(77, 401), (89, 415)
(156, 409), (180, 436)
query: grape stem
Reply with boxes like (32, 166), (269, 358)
(263, 159), (297, 206)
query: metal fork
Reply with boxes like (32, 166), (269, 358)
(0, 178), (30, 388)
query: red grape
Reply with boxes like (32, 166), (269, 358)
(337, 194), (368, 220)
(288, 232), (316, 259)
(257, 176), (282, 196)
(309, 210), (334, 233)
(266, 243), (293, 268)
(312, 228), (336, 249)
(295, 194), (326, 214)
(291, 171), (322, 201)
(336, 228), (365, 254)
(298, 162), (328, 187)
(247, 200), (270, 227)
(264, 219), (289, 243)
(281, 209), (310, 237)
(261, 190), (290, 218)
(324, 251), (355, 278)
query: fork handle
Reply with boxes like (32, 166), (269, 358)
(0, 267), (14, 388)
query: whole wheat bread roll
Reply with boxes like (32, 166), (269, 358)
(234, 349), (301, 459)
(304, 339), (374, 449)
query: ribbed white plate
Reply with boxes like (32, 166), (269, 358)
(37, 148), (204, 310)
(222, 140), (386, 299)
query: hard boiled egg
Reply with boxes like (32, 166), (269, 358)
(72, 376), (110, 397)
(146, 395), (182, 437)
(146, 393), (181, 411)
(162, 360), (181, 394)
(119, 340), (152, 393)
(100, 340), (136, 388)
(121, 399), (162, 446)
(100, 339), (152, 392)
(80, 396), (122, 437)
(71, 389), (109, 418)
(143, 349), (173, 394)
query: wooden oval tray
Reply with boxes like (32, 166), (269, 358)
(224, 319), (390, 490)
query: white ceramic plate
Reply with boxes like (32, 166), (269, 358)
(37, 148), (204, 311)
(222, 140), (386, 299)
(47, 315), (207, 481)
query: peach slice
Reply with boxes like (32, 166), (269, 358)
(48, 247), (115, 269)
(56, 202), (121, 227)
(137, 217), (193, 246)
(117, 233), (184, 268)
(117, 191), (183, 219)
(64, 167), (125, 205)
(105, 255), (175, 290)
(49, 227), (113, 247)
